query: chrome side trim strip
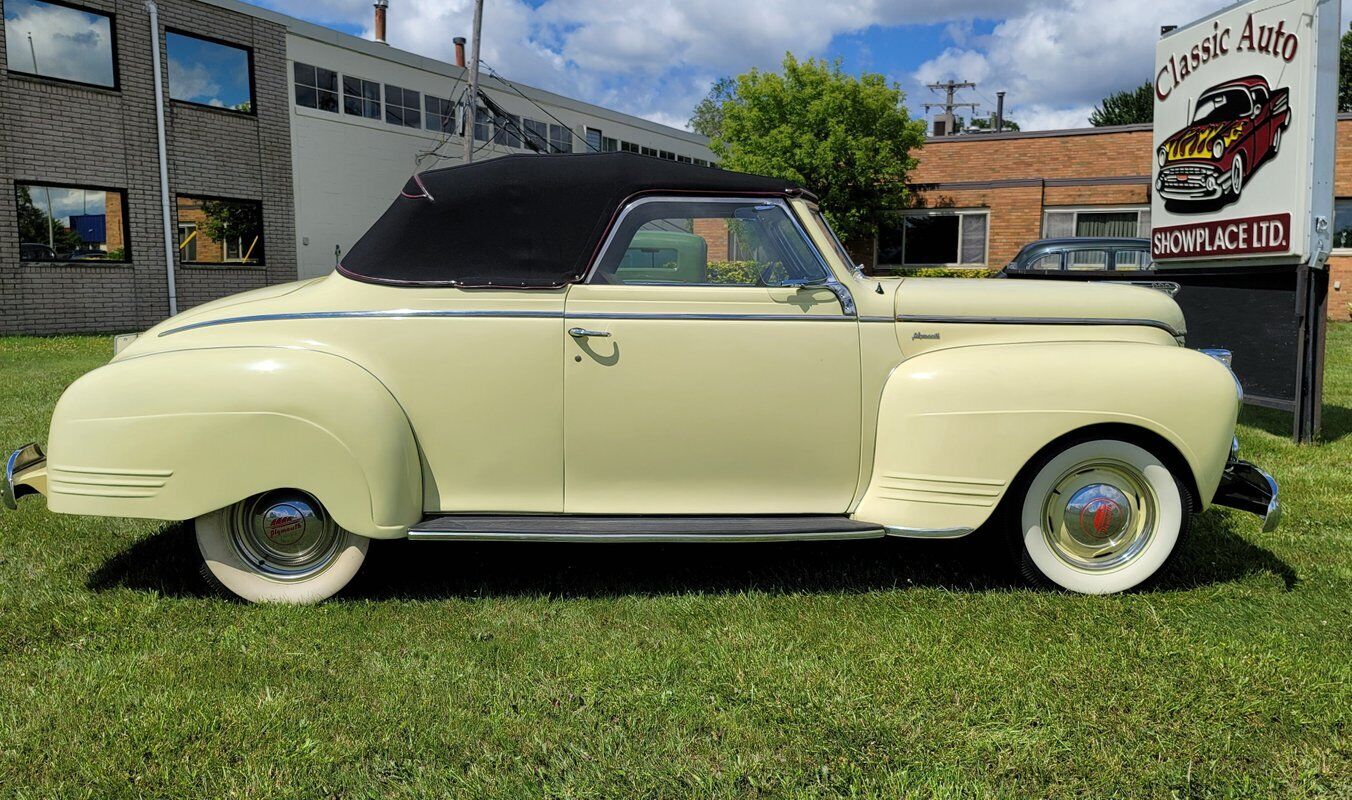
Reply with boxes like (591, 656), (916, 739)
(159, 309), (865, 336)
(407, 529), (887, 543)
(896, 314), (1184, 338)
(160, 309), (565, 336)
(859, 316), (895, 323)
(883, 526), (975, 540)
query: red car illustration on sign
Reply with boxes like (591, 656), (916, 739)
(1156, 75), (1291, 210)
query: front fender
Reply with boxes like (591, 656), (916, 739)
(45, 347), (421, 538)
(854, 342), (1238, 534)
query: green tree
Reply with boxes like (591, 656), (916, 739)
(1089, 82), (1155, 127)
(1339, 24), (1352, 112)
(199, 200), (261, 243)
(697, 54), (927, 242)
(963, 115), (1021, 133)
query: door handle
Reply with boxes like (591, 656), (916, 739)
(568, 327), (611, 339)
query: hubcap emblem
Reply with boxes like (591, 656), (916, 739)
(262, 503), (308, 546)
(1063, 484), (1132, 542)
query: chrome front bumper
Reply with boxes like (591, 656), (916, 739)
(1212, 459), (1281, 533)
(2, 443), (46, 511)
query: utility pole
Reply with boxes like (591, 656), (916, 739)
(924, 80), (978, 137)
(463, 0), (484, 163)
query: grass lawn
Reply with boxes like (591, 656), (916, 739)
(0, 328), (1349, 799)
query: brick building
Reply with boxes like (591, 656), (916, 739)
(897, 120), (1352, 320)
(0, 0), (713, 335)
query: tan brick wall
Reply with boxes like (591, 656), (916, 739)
(692, 217), (729, 261)
(911, 121), (1352, 320)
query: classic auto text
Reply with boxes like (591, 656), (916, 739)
(1156, 14), (1300, 100)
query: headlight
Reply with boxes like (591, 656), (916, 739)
(1158, 147), (1168, 167)
(1212, 139), (1225, 159)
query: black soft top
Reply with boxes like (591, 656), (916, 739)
(338, 152), (805, 288)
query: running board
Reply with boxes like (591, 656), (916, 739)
(407, 515), (887, 543)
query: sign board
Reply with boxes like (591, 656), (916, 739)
(1151, 0), (1339, 266)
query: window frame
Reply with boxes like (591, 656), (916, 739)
(383, 83), (421, 128)
(4, 0), (120, 90)
(15, 180), (133, 265)
(1330, 197), (1352, 254)
(881, 208), (990, 269)
(174, 193), (266, 267)
(164, 28), (256, 116)
(342, 74), (382, 121)
(1042, 206), (1151, 239)
(292, 61), (338, 113)
(585, 195), (834, 288)
(424, 94), (456, 133)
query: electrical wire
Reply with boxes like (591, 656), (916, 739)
(479, 60), (602, 152)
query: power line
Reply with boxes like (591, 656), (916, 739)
(923, 80), (979, 136)
(479, 60), (602, 152)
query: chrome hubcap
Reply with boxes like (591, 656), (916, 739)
(228, 491), (342, 580)
(1041, 460), (1156, 572)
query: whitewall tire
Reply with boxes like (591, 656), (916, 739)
(1015, 439), (1191, 595)
(195, 490), (368, 604)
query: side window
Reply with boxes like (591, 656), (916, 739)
(1023, 252), (1064, 271)
(1114, 250), (1149, 271)
(1067, 249), (1110, 271)
(591, 200), (830, 287)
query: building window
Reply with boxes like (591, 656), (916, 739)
(602, 136), (618, 152)
(177, 222), (198, 262)
(1332, 199), (1352, 250)
(694, 159), (710, 167)
(1043, 207), (1151, 239)
(548, 124), (574, 154)
(384, 85), (421, 128)
(473, 107), (492, 142)
(425, 94), (455, 133)
(343, 75), (381, 120)
(640, 146), (658, 157)
(494, 113), (522, 147)
(166, 31), (253, 112)
(584, 127), (603, 153)
(878, 210), (989, 268)
(293, 62), (338, 112)
(620, 141), (638, 153)
(15, 182), (129, 262)
(4, 0), (116, 88)
(523, 118), (549, 151)
(176, 196), (264, 265)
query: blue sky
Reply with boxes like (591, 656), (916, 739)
(252, 0), (1351, 132)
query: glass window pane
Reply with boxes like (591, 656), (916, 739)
(293, 62), (315, 87)
(1075, 212), (1139, 238)
(294, 83), (317, 109)
(4, 0), (115, 87)
(166, 32), (253, 112)
(16, 183), (129, 262)
(315, 67), (337, 91)
(1043, 211), (1075, 238)
(175, 196), (264, 265)
(593, 201), (827, 287)
(317, 89), (338, 113)
(1026, 253), (1064, 271)
(1067, 249), (1110, 270)
(1114, 250), (1149, 270)
(959, 214), (987, 264)
(1333, 199), (1352, 249)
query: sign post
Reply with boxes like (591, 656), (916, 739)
(1152, 0), (1339, 441)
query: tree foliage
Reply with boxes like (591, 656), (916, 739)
(199, 199), (262, 244)
(692, 54), (927, 242)
(1090, 82), (1155, 127)
(1339, 24), (1352, 112)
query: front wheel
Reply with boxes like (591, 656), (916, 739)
(195, 489), (368, 603)
(1014, 439), (1192, 594)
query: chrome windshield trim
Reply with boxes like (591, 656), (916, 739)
(896, 314), (1184, 338)
(159, 309), (866, 337)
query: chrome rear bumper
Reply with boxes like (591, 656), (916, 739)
(2, 443), (46, 510)
(1211, 459), (1281, 533)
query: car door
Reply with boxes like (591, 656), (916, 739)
(562, 197), (862, 515)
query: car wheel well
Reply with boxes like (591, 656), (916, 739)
(1005, 423), (1202, 514)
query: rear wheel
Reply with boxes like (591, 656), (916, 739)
(195, 489), (368, 603)
(1014, 439), (1191, 594)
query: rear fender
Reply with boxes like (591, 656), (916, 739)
(45, 347), (421, 538)
(854, 341), (1238, 534)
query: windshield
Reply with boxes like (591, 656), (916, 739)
(808, 207), (859, 275)
(1192, 88), (1252, 125)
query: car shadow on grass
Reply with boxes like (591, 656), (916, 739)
(87, 512), (1296, 600)
(1240, 403), (1351, 444)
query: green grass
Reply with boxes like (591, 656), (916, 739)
(1, 330), (1349, 799)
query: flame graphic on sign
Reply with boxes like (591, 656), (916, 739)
(1163, 121), (1247, 162)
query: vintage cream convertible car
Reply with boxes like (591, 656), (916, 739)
(3, 153), (1279, 602)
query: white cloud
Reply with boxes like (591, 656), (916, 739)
(255, 0), (1349, 132)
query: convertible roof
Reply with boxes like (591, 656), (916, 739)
(338, 152), (806, 288)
